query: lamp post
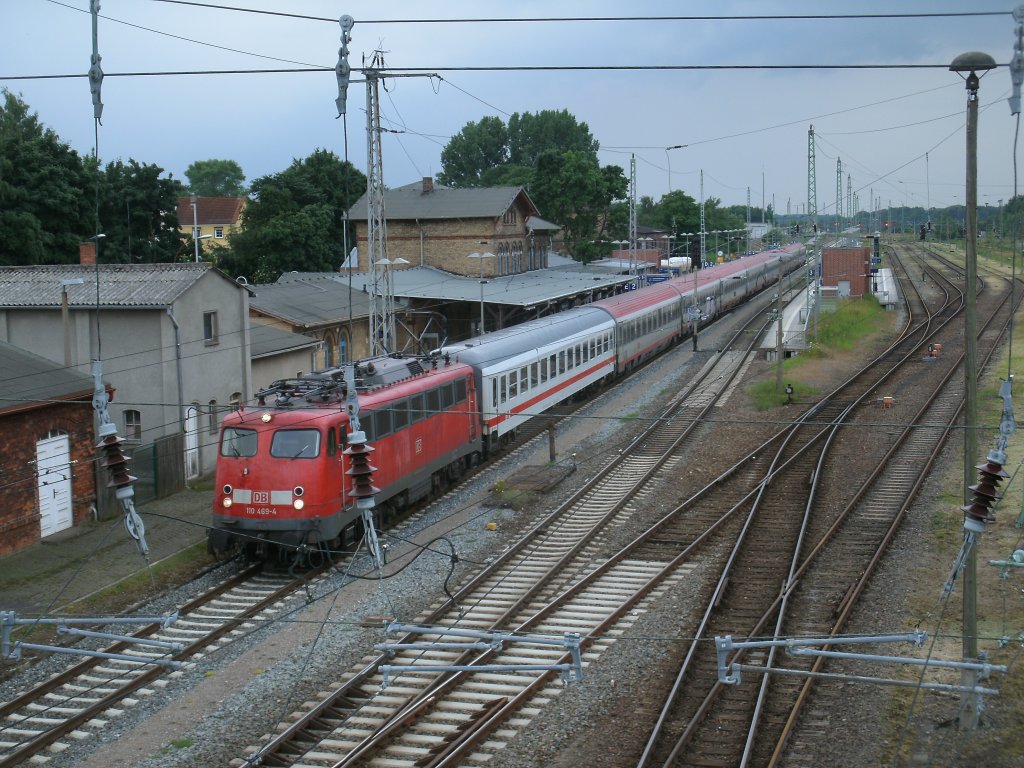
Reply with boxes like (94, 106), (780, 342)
(950, 49), (997, 731)
(467, 251), (495, 334)
(194, 234), (214, 263)
(190, 193), (200, 262)
(665, 144), (686, 192)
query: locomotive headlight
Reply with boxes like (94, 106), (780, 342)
(261, 412), (272, 423)
(222, 497), (233, 508)
(293, 499), (305, 510)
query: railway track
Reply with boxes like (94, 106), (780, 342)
(0, 564), (330, 766)
(232, 304), (777, 767)
(637, 243), (1019, 767)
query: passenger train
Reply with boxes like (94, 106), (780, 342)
(208, 247), (804, 558)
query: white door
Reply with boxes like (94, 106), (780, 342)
(838, 280), (851, 297)
(185, 405), (200, 479)
(37, 432), (73, 537)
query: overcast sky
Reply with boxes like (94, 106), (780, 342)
(4, 1), (1021, 220)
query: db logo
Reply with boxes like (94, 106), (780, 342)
(415, 437), (423, 454)
(252, 490), (271, 504)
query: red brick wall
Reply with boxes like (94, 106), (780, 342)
(821, 247), (871, 298)
(0, 403), (97, 556)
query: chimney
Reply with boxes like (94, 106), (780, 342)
(421, 176), (434, 194)
(79, 242), (96, 266)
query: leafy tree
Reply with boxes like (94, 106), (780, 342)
(220, 149), (366, 283)
(92, 158), (186, 263)
(0, 89), (92, 265)
(185, 158), (247, 197)
(529, 150), (627, 259)
(437, 116), (509, 187)
(507, 110), (599, 167)
(439, 110), (626, 259)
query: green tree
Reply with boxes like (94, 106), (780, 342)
(221, 149), (366, 282)
(439, 110), (625, 258)
(507, 110), (599, 167)
(529, 150), (627, 259)
(93, 158), (186, 263)
(185, 158), (247, 197)
(437, 116), (509, 187)
(0, 89), (92, 265)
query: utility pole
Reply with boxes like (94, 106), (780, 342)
(775, 257), (784, 393)
(700, 171), (706, 266)
(836, 158), (843, 235)
(807, 125), (817, 236)
(950, 49), (997, 731)
(629, 154), (637, 285)
(365, 50), (393, 357)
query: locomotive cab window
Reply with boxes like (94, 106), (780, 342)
(270, 428), (320, 458)
(456, 377), (467, 403)
(220, 426), (257, 457)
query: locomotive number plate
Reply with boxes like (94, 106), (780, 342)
(247, 507), (276, 516)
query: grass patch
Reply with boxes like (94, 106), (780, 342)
(749, 296), (887, 410)
(170, 737), (193, 749)
(63, 542), (215, 616)
(811, 295), (889, 352)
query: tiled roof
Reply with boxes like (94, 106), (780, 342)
(176, 196), (246, 226)
(346, 181), (540, 221)
(0, 341), (95, 414)
(250, 323), (321, 359)
(0, 264), (222, 308)
(250, 274), (372, 328)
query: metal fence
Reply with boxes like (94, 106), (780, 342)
(97, 432), (185, 517)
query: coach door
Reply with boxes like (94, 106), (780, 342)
(37, 430), (73, 537)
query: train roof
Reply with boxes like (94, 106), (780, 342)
(442, 305), (612, 367)
(589, 282), (685, 319)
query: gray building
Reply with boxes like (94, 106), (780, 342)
(0, 263), (252, 478)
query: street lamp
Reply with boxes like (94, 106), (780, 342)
(950, 49), (997, 731)
(467, 251), (495, 334)
(190, 193), (200, 262)
(194, 234), (214, 262)
(665, 144), (686, 192)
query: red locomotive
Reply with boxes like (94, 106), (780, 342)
(209, 354), (480, 559)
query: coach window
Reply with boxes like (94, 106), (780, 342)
(575, 345), (581, 368)
(559, 350), (565, 374)
(270, 429), (320, 458)
(540, 358), (547, 383)
(519, 367), (528, 393)
(508, 371), (518, 398)
(549, 354), (556, 377)
(531, 362), (539, 387)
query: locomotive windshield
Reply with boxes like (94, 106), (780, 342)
(220, 427), (257, 457)
(270, 428), (321, 459)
